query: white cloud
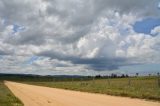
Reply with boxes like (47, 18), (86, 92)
(0, 0), (160, 74)
(151, 26), (160, 35)
(158, 2), (160, 9)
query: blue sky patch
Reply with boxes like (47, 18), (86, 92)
(12, 24), (25, 34)
(25, 56), (39, 65)
(133, 18), (160, 34)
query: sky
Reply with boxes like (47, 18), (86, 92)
(0, 0), (160, 75)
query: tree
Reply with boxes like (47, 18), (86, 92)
(121, 74), (125, 78)
(95, 75), (101, 79)
(125, 74), (129, 78)
(136, 73), (139, 77)
(111, 73), (117, 78)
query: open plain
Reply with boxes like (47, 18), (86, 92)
(5, 81), (160, 106)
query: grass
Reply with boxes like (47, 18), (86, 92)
(23, 77), (160, 101)
(0, 80), (23, 106)
(1, 75), (159, 104)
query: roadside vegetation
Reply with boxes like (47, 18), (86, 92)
(0, 80), (23, 106)
(24, 76), (160, 101)
(1, 73), (160, 102)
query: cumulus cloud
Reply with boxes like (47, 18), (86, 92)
(151, 26), (160, 35)
(0, 0), (160, 74)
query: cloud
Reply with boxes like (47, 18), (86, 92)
(151, 26), (160, 35)
(158, 2), (160, 9)
(0, 0), (160, 75)
(37, 50), (128, 71)
(0, 50), (9, 55)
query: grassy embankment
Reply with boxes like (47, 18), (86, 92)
(0, 80), (23, 106)
(24, 77), (160, 101)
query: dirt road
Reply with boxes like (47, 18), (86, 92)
(5, 81), (160, 106)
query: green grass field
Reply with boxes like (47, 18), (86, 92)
(23, 77), (160, 101)
(0, 75), (160, 105)
(0, 81), (23, 106)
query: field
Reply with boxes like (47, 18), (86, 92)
(0, 80), (23, 106)
(5, 81), (160, 106)
(23, 77), (160, 101)
(0, 74), (160, 103)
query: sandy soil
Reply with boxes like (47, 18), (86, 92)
(4, 81), (160, 106)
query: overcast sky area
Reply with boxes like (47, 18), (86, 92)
(0, 0), (160, 75)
